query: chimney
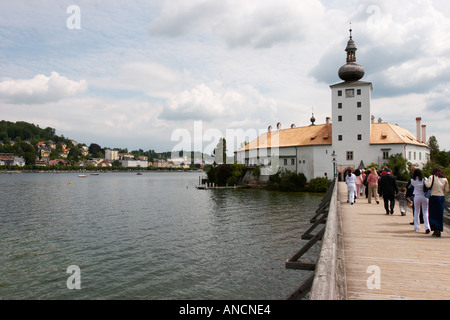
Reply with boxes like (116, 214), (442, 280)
(326, 117), (330, 125)
(421, 125), (426, 144)
(416, 117), (421, 142)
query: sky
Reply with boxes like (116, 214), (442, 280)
(1, 0), (450, 155)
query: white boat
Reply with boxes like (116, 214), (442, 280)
(78, 174), (87, 178)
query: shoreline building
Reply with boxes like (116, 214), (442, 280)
(105, 149), (119, 161)
(235, 29), (429, 181)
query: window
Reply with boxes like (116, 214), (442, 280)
(408, 151), (411, 160)
(284, 159), (287, 165)
(338, 90), (342, 96)
(357, 115), (362, 120)
(383, 151), (389, 159)
(414, 152), (416, 160)
(338, 135), (343, 141)
(291, 159), (295, 165)
(357, 89), (361, 95)
(357, 134), (362, 141)
(357, 102), (362, 108)
(345, 89), (355, 98)
(338, 103), (342, 109)
(346, 151), (354, 161)
(338, 115), (343, 121)
(419, 152), (422, 160)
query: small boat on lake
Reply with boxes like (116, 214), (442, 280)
(78, 174), (87, 178)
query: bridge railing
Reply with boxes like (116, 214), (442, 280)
(285, 180), (346, 300)
(309, 180), (347, 300)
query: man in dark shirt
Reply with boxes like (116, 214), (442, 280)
(379, 168), (399, 215)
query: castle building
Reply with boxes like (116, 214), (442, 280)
(234, 29), (429, 181)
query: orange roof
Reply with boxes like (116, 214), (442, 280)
(370, 122), (427, 147)
(237, 122), (427, 152)
(238, 124), (332, 152)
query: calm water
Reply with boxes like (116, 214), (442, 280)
(0, 171), (323, 300)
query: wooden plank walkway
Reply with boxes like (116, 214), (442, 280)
(339, 182), (450, 300)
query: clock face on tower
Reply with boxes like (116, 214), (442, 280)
(345, 89), (355, 98)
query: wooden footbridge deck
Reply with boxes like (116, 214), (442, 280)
(338, 182), (450, 300)
(287, 181), (450, 300)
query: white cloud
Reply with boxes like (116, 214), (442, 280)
(149, 0), (334, 48)
(0, 72), (87, 104)
(91, 61), (186, 99)
(159, 82), (277, 124)
(2, 0), (450, 151)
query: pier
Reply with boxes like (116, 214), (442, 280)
(315, 181), (450, 299)
(287, 181), (450, 300)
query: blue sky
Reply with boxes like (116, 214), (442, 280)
(1, 0), (450, 153)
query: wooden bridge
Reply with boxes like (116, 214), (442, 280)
(287, 181), (450, 300)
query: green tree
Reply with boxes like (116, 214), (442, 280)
(308, 177), (329, 193)
(215, 164), (233, 186)
(428, 136), (440, 163)
(213, 138), (227, 164)
(425, 136), (450, 178)
(385, 153), (410, 181)
(279, 172), (307, 192)
(68, 147), (81, 162)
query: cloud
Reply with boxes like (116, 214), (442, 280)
(158, 83), (277, 123)
(311, 0), (450, 99)
(148, 0), (329, 48)
(0, 72), (87, 104)
(90, 61), (186, 99)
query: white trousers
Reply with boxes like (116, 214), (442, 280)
(347, 183), (356, 204)
(414, 194), (430, 231)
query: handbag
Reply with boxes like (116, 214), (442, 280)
(424, 176), (434, 199)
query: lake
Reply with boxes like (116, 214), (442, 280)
(0, 171), (324, 300)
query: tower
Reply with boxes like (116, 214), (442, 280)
(330, 28), (373, 170)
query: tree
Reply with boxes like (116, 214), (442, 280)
(425, 135), (450, 177)
(68, 147), (81, 162)
(308, 177), (329, 193)
(88, 143), (104, 158)
(428, 136), (439, 163)
(215, 164), (233, 186)
(213, 138), (227, 164)
(385, 153), (410, 181)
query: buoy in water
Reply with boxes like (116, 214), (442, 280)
(69, 181), (72, 184)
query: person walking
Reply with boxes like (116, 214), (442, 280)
(410, 169), (430, 233)
(345, 169), (357, 205)
(425, 167), (449, 237)
(379, 168), (399, 215)
(407, 166), (424, 226)
(367, 168), (380, 204)
(396, 187), (407, 216)
(354, 169), (363, 198)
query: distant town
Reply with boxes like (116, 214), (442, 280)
(0, 120), (220, 170)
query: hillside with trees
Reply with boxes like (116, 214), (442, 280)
(0, 120), (209, 170)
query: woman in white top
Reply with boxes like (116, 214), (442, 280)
(345, 169), (357, 205)
(425, 167), (450, 237)
(410, 169), (430, 233)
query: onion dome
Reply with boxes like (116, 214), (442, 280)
(338, 28), (365, 82)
